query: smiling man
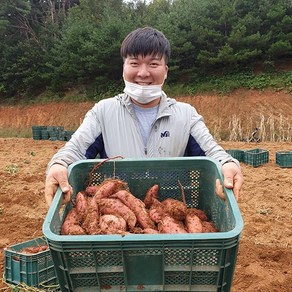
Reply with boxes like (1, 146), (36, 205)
(45, 27), (243, 206)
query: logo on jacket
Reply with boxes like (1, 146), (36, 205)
(161, 131), (170, 138)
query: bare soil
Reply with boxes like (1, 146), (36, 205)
(0, 89), (291, 291)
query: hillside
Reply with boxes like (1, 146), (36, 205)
(0, 88), (292, 141)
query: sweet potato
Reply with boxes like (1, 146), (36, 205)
(99, 214), (127, 234)
(131, 227), (144, 234)
(187, 208), (208, 221)
(85, 185), (99, 196)
(158, 215), (187, 234)
(161, 198), (187, 221)
(144, 184), (159, 208)
(112, 190), (157, 230)
(98, 198), (137, 230)
(93, 179), (128, 200)
(75, 191), (88, 221)
(61, 208), (86, 235)
(202, 221), (218, 233)
(82, 197), (101, 235)
(185, 211), (203, 233)
(148, 198), (164, 223)
(143, 228), (159, 234)
(20, 245), (48, 254)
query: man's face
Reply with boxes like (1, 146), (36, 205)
(123, 54), (168, 86)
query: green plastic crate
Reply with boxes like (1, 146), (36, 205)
(32, 126), (47, 140)
(243, 148), (269, 167)
(276, 151), (292, 168)
(64, 130), (75, 141)
(226, 149), (245, 162)
(41, 129), (50, 140)
(43, 157), (244, 292)
(4, 237), (58, 289)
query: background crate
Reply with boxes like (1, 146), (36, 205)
(4, 237), (58, 289)
(226, 149), (245, 162)
(32, 126), (47, 140)
(64, 130), (75, 141)
(243, 148), (269, 167)
(276, 151), (292, 167)
(43, 157), (244, 292)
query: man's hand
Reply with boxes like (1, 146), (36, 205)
(45, 164), (72, 206)
(221, 162), (244, 201)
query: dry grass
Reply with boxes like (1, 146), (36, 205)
(227, 112), (292, 142)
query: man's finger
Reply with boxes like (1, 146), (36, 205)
(224, 176), (234, 189)
(62, 185), (73, 204)
(215, 179), (225, 200)
(232, 183), (241, 202)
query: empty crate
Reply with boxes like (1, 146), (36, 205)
(226, 149), (245, 162)
(244, 148), (269, 167)
(276, 151), (292, 167)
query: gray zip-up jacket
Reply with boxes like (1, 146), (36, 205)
(47, 92), (239, 170)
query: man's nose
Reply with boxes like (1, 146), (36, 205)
(137, 64), (150, 77)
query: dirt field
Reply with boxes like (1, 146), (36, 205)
(0, 89), (291, 291)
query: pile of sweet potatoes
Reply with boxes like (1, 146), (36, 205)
(61, 178), (218, 235)
(18, 245), (49, 254)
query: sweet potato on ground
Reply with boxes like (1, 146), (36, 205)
(112, 190), (157, 230)
(158, 215), (187, 234)
(98, 198), (137, 230)
(161, 198), (187, 221)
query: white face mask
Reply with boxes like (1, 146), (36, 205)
(123, 80), (162, 104)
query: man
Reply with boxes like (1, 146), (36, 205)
(45, 27), (243, 206)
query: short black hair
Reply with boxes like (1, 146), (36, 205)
(120, 27), (171, 64)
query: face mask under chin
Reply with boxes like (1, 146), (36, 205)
(123, 80), (162, 104)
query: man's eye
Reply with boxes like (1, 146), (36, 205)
(150, 63), (159, 67)
(130, 62), (138, 66)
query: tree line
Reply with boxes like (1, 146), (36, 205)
(0, 0), (291, 100)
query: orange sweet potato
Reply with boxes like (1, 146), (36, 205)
(158, 215), (188, 234)
(75, 191), (88, 221)
(161, 198), (187, 221)
(185, 209), (203, 233)
(148, 198), (164, 223)
(81, 197), (100, 235)
(85, 185), (99, 196)
(61, 208), (86, 235)
(20, 245), (49, 254)
(202, 221), (218, 233)
(92, 179), (128, 200)
(143, 228), (159, 234)
(99, 214), (127, 234)
(112, 190), (157, 230)
(144, 184), (159, 208)
(187, 208), (208, 221)
(98, 198), (137, 230)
